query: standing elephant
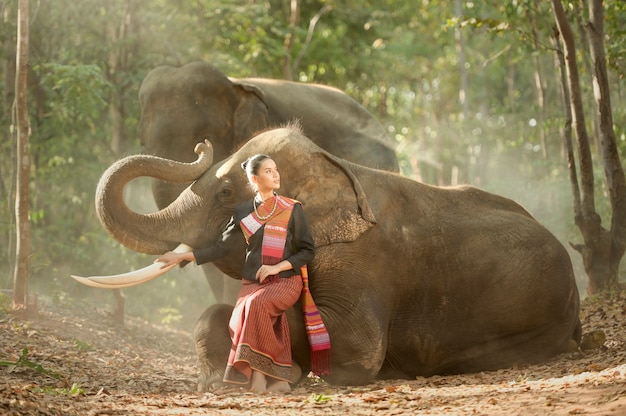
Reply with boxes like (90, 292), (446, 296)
(138, 61), (399, 303)
(92, 126), (581, 389)
(138, 61), (398, 209)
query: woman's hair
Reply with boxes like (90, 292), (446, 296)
(241, 154), (272, 191)
(241, 154), (272, 176)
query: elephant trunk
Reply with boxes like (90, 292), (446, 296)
(95, 141), (214, 254)
(152, 179), (190, 210)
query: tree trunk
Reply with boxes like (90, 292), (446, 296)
(282, 0), (299, 81)
(586, 0), (626, 291)
(574, 0), (601, 151)
(551, 28), (580, 215)
(106, 0), (133, 157)
(13, 0), (30, 310)
(551, 0), (623, 294)
(2, 4), (17, 290)
(528, 8), (547, 160)
(455, 0), (468, 117)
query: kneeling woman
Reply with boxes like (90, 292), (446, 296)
(156, 154), (315, 393)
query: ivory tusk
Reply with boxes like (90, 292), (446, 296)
(70, 243), (193, 289)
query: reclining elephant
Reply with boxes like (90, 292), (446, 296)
(138, 61), (399, 303)
(89, 126), (581, 389)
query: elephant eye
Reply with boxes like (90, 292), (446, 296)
(217, 183), (235, 205)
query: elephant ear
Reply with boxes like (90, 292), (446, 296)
(282, 149), (377, 247)
(231, 80), (270, 147)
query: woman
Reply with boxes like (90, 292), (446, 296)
(156, 154), (316, 393)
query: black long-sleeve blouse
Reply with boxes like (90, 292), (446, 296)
(193, 200), (315, 282)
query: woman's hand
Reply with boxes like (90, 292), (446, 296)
(256, 261), (293, 283)
(155, 251), (192, 269)
(256, 264), (283, 283)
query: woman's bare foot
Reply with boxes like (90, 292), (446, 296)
(249, 371), (267, 393)
(267, 380), (291, 393)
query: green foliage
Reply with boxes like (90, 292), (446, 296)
(0, 292), (11, 314)
(605, 1), (626, 78)
(158, 307), (183, 325)
(309, 392), (333, 404)
(31, 383), (85, 396)
(0, 348), (63, 380)
(73, 339), (94, 352)
(35, 63), (110, 123)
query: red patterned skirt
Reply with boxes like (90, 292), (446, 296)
(223, 275), (303, 385)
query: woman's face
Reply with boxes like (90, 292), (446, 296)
(253, 158), (280, 193)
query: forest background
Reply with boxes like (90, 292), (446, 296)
(1, 0), (625, 329)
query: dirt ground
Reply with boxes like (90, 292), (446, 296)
(1, 291), (626, 416)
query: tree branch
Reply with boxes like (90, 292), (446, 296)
(292, 5), (332, 76)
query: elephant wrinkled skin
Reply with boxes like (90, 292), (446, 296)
(95, 126), (581, 389)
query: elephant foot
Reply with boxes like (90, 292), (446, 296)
(290, 361), (302, 384)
